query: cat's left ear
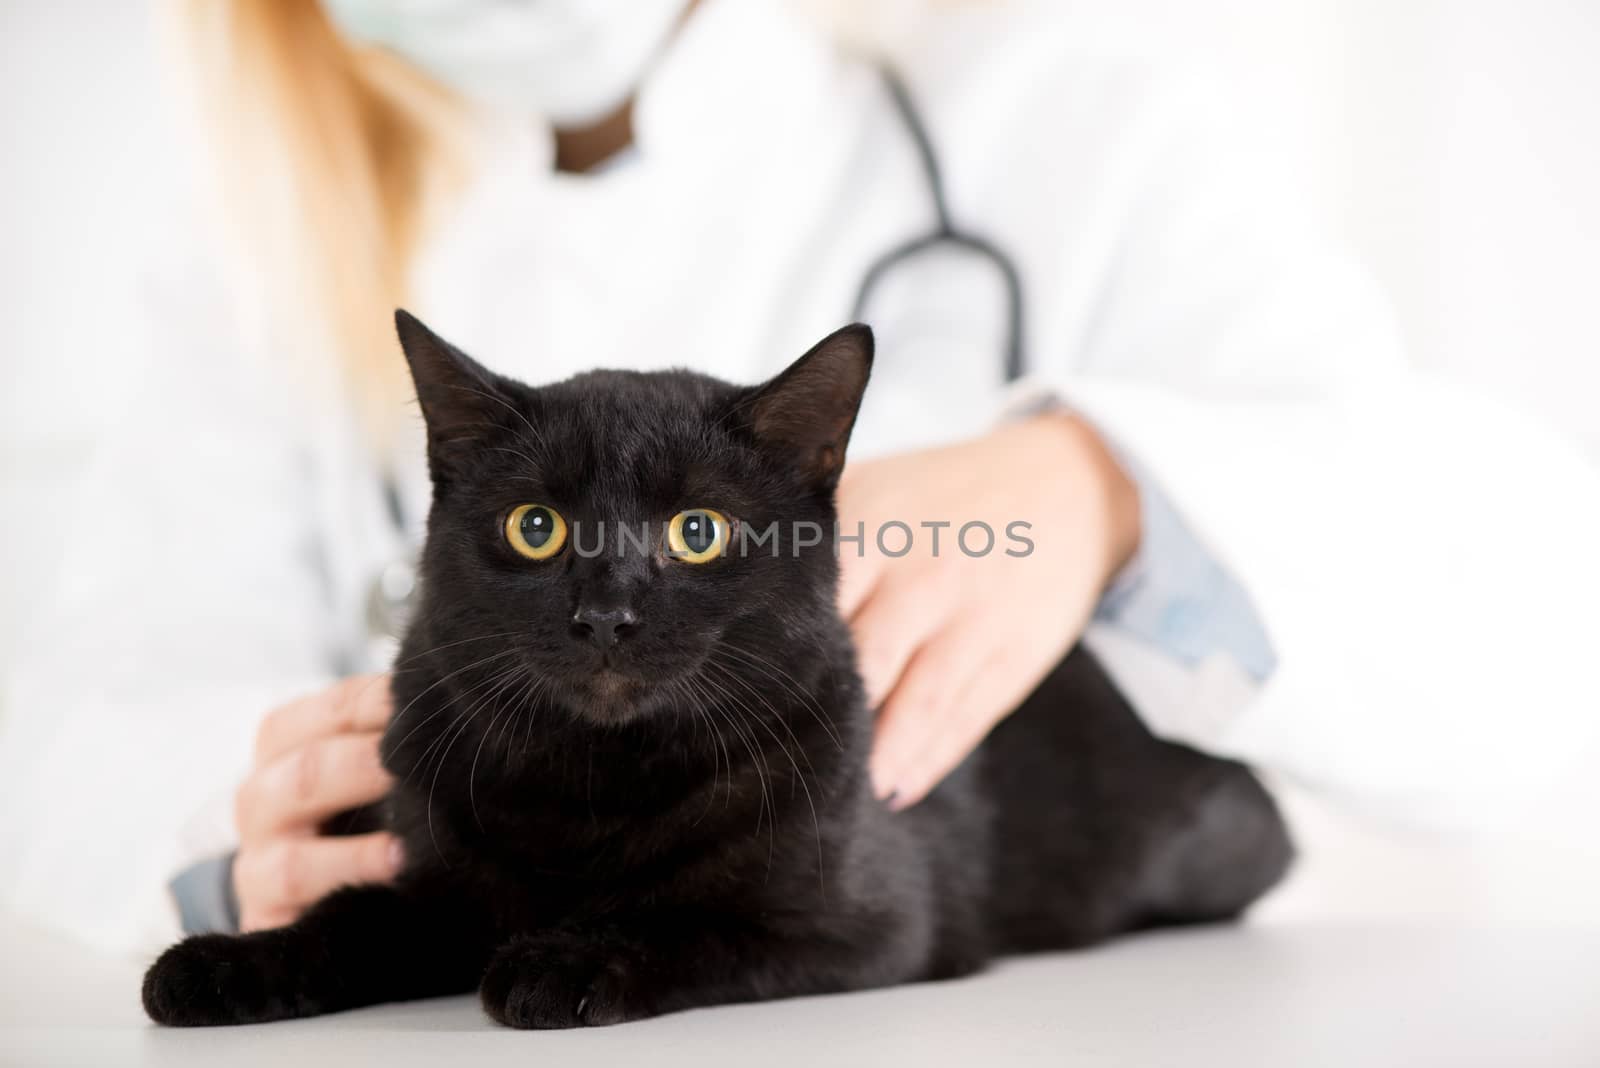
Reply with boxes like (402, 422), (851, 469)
(741, 324), (874, 491)
(394, 309), (519, 482)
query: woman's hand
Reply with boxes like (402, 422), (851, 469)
(838, 413), (1141, 809)
(233, 674), (403, 931)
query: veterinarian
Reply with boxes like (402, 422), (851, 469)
(3, 0), (1598, 952)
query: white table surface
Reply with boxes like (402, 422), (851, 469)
(4, 913), (1597, 1067)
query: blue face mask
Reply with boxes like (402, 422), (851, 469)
(322, 0), (690, 126)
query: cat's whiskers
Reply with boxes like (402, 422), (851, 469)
(442, 420), (544, 470)
(385, 644), (524, 748)
(717, 639), (844, 752)
(409, 658), (524, 782)
(706, 653), (821, 783)
(440, 384), (549, 452)
(467, 664), (550, 832)
(662, 674), (722, 826)
(678, 673), (734, 812)
(421, 659), (529, 863)
(467, 679), (520, 833)
(702, 657), (828, 899)
(691, 669), (778, 876)
(687, 673), (740, 819)
(481, 445), (546, 472)
(518, 674), (553, 757)
(497, 670), (541, 760)
(390, 630), (522, 673)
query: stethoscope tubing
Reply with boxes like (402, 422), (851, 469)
(851, 65), (1026, 383)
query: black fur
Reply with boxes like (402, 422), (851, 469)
(143, 313), (1292, 1028)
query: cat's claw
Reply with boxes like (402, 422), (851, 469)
(480, 933), (647, 1029)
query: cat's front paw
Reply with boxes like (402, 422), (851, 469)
(480, 931), (652, 1029)
(143, 934), (277, 1027)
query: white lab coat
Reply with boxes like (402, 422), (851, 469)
(4, 0), (1598, 954)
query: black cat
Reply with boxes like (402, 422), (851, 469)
(142, 312), (1292, 1028)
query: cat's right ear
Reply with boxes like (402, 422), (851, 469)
(740, 324), (874, 492)
(394, 309), (518, 481)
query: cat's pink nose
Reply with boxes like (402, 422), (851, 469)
(571, 606), (639, 649)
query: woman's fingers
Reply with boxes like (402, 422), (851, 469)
(847, 575), (945, 709)
(253, 674), (393, 765)
(873, 697), (987, 810)
(235, 731), (393, 842)
(884, 642), (1049, 809)
(238, 904), (298, 934)
(232, 675), (404, 930)
(234, 832), (404, 931)
(868, 624), (990, 803)
(834, 468), (875, 618)
(835, 537), (881, 620)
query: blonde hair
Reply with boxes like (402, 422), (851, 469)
(170, 0), (470, 442)
(167, 0), (944, 440)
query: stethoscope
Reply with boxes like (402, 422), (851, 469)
(853, 66), (1027, 385)
(364, 64), (1028, 651)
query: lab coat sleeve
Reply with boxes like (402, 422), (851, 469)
(0, 280), (339, 955)
(1007, 65), (1600, 830)
(1088, 454), (1278, 685)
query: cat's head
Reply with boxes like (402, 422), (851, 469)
(394, 310), (873, 728)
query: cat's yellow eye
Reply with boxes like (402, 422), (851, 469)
(505, 504), (567, 561)
(667, 509), (730, 564)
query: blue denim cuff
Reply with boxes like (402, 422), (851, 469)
(1094, 462), (1278, 682)
(168, 851), (240, 935)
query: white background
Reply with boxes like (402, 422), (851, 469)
(2, 0), (1598, 924)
